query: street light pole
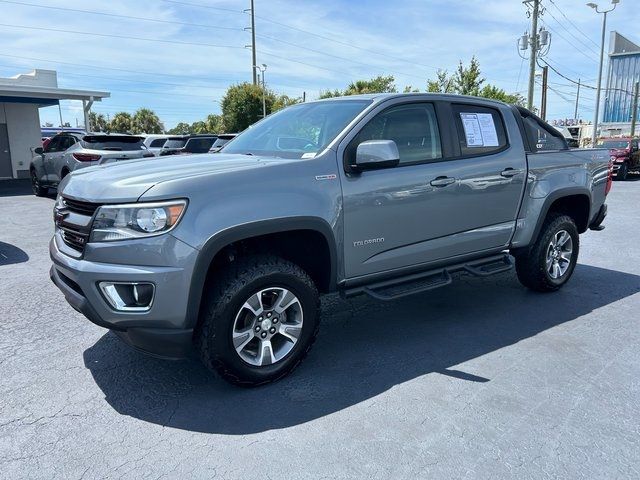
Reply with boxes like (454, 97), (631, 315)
(588, 0), (620, 147)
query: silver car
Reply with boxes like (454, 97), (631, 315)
(30, 134), (154, 196)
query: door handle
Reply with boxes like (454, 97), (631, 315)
(430, 176), (456, 187)
(500, 168), (521, 178)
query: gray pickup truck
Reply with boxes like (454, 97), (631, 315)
(50, 94), (611, 386)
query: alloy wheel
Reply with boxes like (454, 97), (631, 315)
(546, 230), (573, 279)
(232, 287), (304, 367)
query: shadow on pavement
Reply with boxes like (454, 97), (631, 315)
(83, 264), (640, 435)
(0, 241), (29, 266)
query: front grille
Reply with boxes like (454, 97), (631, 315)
(62, 197), (101, 216)
(60, 226), (90, 252)
(57, 196), (102, 253)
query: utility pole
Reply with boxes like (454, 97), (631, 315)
(255, 64), (267, 118)
(518, 1), (550, 112)
(631, 81), (639, 137)
(250, 0), (257, 85)
(540, 65), (549, 121)
(574, 78), (581, 120)
(527, 0), (539, 111)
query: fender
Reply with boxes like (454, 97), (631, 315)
(529, 186), (592, 242)
(184, 216), (338, 329)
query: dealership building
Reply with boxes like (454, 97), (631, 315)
(0, 69), (109, 180)
(601, 32), (640, 136)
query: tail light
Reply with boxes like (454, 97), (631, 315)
(143, 152), (155, 158)
(605, 159), (613, 196)
(73, 152), (101, 162)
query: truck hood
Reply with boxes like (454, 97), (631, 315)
(60, 153), (282, 203)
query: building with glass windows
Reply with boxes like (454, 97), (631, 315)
(601, 32), (640, 136)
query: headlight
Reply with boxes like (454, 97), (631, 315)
(89, 200), (187, 242)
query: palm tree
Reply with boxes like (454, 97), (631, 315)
(132, 108), (163, 134)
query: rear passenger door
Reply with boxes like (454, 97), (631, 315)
(339, 99), (527, 279)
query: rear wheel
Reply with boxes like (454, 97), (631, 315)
(616, 162), (629, 181)
(30, 169), (47, 197)
(197, 255), (320, 387)
(515, 213), (579, 292)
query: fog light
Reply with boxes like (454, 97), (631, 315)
(98, 282), (155, 311)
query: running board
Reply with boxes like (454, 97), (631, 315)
(343, 254), (513, 301)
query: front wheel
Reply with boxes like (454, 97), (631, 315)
(515, 213), (579, 292)
(31, 169), (47, 197)
(197, 255), (320, 387)
(616, 163), (629, 181)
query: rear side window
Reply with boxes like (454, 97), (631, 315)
(184, 138), (216, 153)
(164, 139), (187, 149)
(352, 103), (442, 165)
(452, 104), (508, 156)
(149, 138), (167, 148)
(81, 136), (145, 151)
(521, 115), (567, 152)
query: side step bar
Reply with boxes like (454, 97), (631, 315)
(343, 254), (513, 301)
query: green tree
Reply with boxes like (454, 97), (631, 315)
(221, 82), (276, 132)
(168, 122), (192, 135)
(426, 57), (523, 105)
(273, 95), (301, 112)
(318, 88), (343, 99)
(89, 112), (109, 132)
(452, 56), (484, 96)
(132, 108), (163, 134)
(109, 112), (133, 133)
(427, 70), (454, 93)
(479, 85), (525, 106)
(190, 121), (207, 134)
(345, 75), (397, 95)
(204, 114), (224, 133)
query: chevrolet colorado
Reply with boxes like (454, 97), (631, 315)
(50, 94), (611, 386)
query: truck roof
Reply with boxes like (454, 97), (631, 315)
(311, 92), (510, 107)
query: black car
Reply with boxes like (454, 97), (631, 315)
(208, 133), (238, 153)
(160, 135), (218, 156)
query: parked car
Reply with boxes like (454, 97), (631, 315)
(142, 134), (171, 156)
(158, 135), (188, 156)
(209, 133), (238, 153)
(41, 128), (86, 150)
(30, 134), (154, 196)
(160, 134), (218, 156)
(597, 137), (640, 180)
(50, 94), (610, 386)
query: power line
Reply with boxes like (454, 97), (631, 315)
(542, 5), (600, 57)
(538, 58), (634, 96)
(160, 0), (443, 73)
(539, 21), (599, 64)
(547, 0), (600, 49)
(0, 23), (244, 50)
(0, 0), (244, 32)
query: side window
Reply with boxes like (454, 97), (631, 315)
(521, 115), (567, 152)
(451, 104), (508, 156)
(45, 136), (62, 153)
(352, 103), (442, 165)
(149, 139), (166, 148)
(61, 136), (75, 151)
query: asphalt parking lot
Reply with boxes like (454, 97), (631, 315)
(1, 178), (639, 479)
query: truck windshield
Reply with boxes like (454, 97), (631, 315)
(222, 100), (371, 159)
(599, 140), (630, 149)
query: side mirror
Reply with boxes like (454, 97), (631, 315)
(34, 147), (44, 155)
(354, 140), (400, 170)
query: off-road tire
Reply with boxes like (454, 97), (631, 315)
(616, 162), (628, 181)
(515, 213), (579, 292)
(196, 254), (320, 387)
(31, 169), (47, 197)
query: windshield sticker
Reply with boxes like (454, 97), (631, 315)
(460, 113), (499, 147)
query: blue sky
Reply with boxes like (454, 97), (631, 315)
(0, 0), (638, 129)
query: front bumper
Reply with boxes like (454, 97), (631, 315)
(49, 234), (197, 359)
